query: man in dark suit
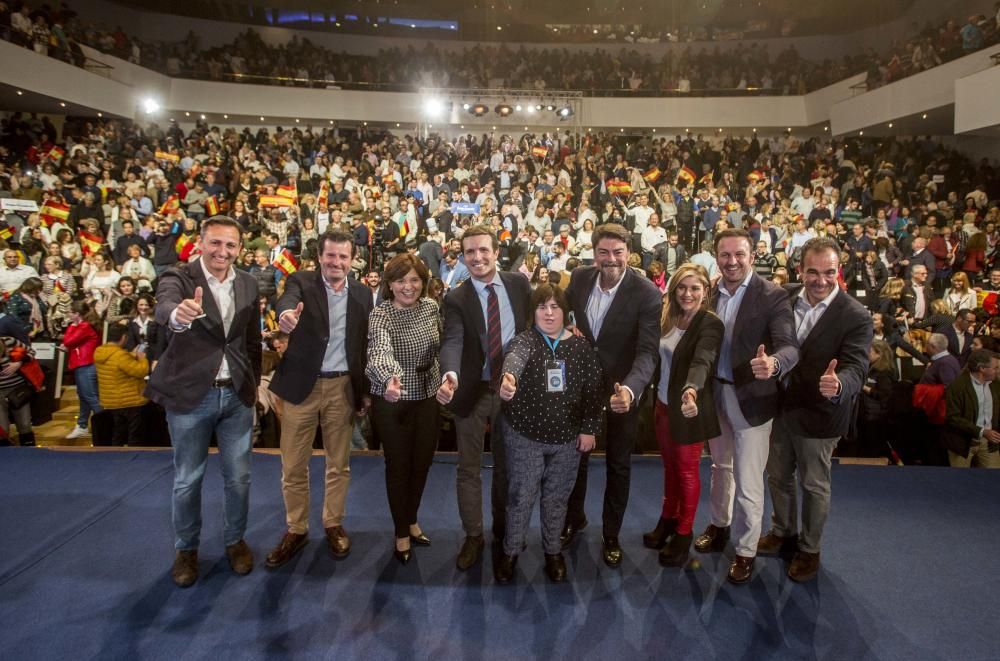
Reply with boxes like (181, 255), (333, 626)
(941, 308), (975, 366)
(901, 264), (934, 322)
(694, 228), (800, 585)
(652, 232), (688, 279)
(263, 230), (373, 568)
(437, 225), (531, 571)
(561, 223), (662, 567)
(943, 349), (1000, 468)
(901, 236), (936, 280)
(147, 216), (262, 588)
(758, 237), (873, 582)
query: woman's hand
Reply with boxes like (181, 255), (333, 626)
(384, 375), (405, 403)
(577, 433), (596, 453)
(499, 372), (517, 401)
(680, 388), (698, 418)
(1, 361), (23, 377)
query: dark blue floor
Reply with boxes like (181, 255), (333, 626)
(1, 449), (999, 660)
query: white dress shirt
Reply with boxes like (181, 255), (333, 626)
(794, 285), (839, 342)
(169, 257), (235, 379)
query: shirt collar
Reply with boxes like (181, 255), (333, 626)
(471, 271), (502, 294)
(323, 275), (348, 296)
(717, 270), (753, 299)
(593, 269), (625, 296)
(797, 284), (839, 310)
(197, 255), (235, 286)
(930, 350), (951, 361)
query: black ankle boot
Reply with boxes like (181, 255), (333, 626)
(642, 518), (677, 549)
(659, 533), (693, 568)
(18, 432), (36, 447)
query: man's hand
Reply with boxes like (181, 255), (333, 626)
(680, 388), (698, 418)
(0, 360), (22, 378)
(577, 433), (596, 453)
(610, 382), (632, 413)
(750, 344), (776, 380)
(499, 372), (517, 401)
(384, 375), (405, 403)
(983, 429), (1000, 443)
(436, 373), (457, 405)
(278, 301), (304, 333)
(819, 359), (841, 399)
(356, 395), (372, 417)
(173, 286), (204, 326)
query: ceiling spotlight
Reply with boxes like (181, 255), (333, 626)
(97, 112), (103, 117)
(888, 122), (893, 128)
(526, 105), (537, 114)
(200, 114), (206, 120)
(59, 102), (67, 108)
(469, 102), (490, 117)
(515, 104), (522, 112)
(922, 113), (927, 119)
(424, 96), (449, 117)
(556, 105), (573, 119)
(462, 102), (471, 110)
(545, 104), (555, 112)
(859, 130), (864, 136)
(260, 116), (265, 121)
(295, 118), (300, 123)
(185, 111), (190, 117)
(224, 114), (229, 119)
(16, 90), (23, 96)
(497, 25), (502, 31)
(141, 97), (159, 114)
(823, 125), (828, 131)
(593, 28), (598, 34)
(495, 103), (513, 117)
(718, 128), (723, 133)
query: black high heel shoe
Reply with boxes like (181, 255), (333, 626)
(409, 532), (431, 546)
(394, 539), (411, 564)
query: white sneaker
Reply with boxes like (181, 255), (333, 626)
(65, 426), (90, 440)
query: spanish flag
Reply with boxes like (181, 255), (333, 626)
(78, 230), (103, 256)
(642, 167), (661, 183)
(271, 248), (299, 276)
(381, 173), (395, 186)
(159, 194), (180, 215)
(977, 290), (999, 316)
(205, 196), (220, 217)
(0, 225), (13, 242)
(175, 233), (192, 255)
(155, 150), (180, 163)
(747, 169), (765, 182)
(607, 179), (633, 196)
(317, 180), (329, 211)
(178, 236), (198, 262)
(677, 166), (696, 185)
(259, 195), (294, 208)
(39, 201), (71, 227)
(47, 146), (65, 162)
(531, 146), (549, 159)
(277, 183), (298, 203)
(399, 217), (411, 239)
(699, 170), (714, 186)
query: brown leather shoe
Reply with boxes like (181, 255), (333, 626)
(456, 534), (485, 571)
(226, 540), (254, 575)
(325, 525), (351, 558)
(757, 531), (798, 556)
(172, 550), (198, 588)
(727, 554), (755, 584)
(265, 532), (308, 568)
(694, 524), (730, 553)
(788, 551), (821, 582)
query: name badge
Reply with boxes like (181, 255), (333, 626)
(546, 359), (566, 393)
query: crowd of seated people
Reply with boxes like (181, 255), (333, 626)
(1, 106), (999, 465)
(3, 2), (999, 96)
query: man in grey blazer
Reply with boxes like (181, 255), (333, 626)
(147, 216), (262, 588)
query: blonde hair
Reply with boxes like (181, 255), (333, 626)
(880, 277), (905, 301)
(661, 263), (711, 335)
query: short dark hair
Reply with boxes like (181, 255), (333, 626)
(714, 228), (752, 252)
(801, 236), (841, 262)
(461, 225), (499, 252)
(592, 222), (631, 249)
(317, 230), (356, 257)
(106, 323), (128, 343)
(200, 215), (243, 238)
(967, 349), (997, 373)
(530, 283), (570, 320)
(381, 253), (430, 300)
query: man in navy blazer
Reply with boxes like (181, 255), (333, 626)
(147, 216), (261, 588)
(694, 228), (800, 586)
(437, 226), (531, 571)
(758, 237), (873, 582)
(561, 223), (662, 567)
(264, 230), (373, 568)
(941, 308), (975, 366)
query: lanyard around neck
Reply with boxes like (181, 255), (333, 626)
(535, 327), (561, 356)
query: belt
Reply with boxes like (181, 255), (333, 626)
(213, 378), (234, 388)
(319, 370), (350, 378)
(713, 376), (735, 386)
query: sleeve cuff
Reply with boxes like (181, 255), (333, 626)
(168, 308), (191, 332)
(622, 385), (636, 407)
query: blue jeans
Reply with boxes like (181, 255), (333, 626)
(74, 364), (102, 429)
(167, 385), (253, 550)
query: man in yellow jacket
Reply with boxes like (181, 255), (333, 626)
(94, 324), (150, 446)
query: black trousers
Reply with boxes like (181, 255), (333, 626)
(565, 405), (639, 538)
(372, 396), (439, 538)
(111, 406), (143, 447)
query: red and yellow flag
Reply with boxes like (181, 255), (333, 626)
(747, 169), (765, 182)
(39, 201), (70, 227)
(178, 236), (198, 262)
(159, 194), (180, 215)
(699, 170), (714, 186)
(271, 248), (298, 276)
(0, 226), (13, 242)
(677, 166), (696, 185)
(46, 146), (65, 162)
(277, 183), (298, 203)
(78, 230), (103, 256)
(175, 233), (191, 255)
(607, 179), (633, 196)
(531, 146), (548, 159)
(205, 196), (220, 217)
(155, 150), (180, 163)
(317, 180), (329, 211)
(642, 167), (661, 183)
(259, 195), (294, 208)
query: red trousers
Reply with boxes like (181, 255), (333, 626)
(653, 399), (703, 535)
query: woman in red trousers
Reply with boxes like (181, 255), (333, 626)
(643, 264), (724, 567)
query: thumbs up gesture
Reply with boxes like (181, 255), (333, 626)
(680, 388), (698, 418)
(174, 286), (205, 325)
(279, 301), (304, 333)
(499, 372), (517, 401)
(610, 382), (633, 414)
(436, 372), (458, 405)
(819, 359), (840, 399)
(750, 343), (776, 380)
(384, 375), (406, 403)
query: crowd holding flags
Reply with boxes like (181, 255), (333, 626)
(531, 145), (549, 159)
(677, 165), (696, 186)
(642, 166), (661, 183)
(39, 200), (70, 227)
(607, 179), (633, 196)
(78, 229), (103, 256)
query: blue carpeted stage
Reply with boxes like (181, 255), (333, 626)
(2, 449), (998, 660)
